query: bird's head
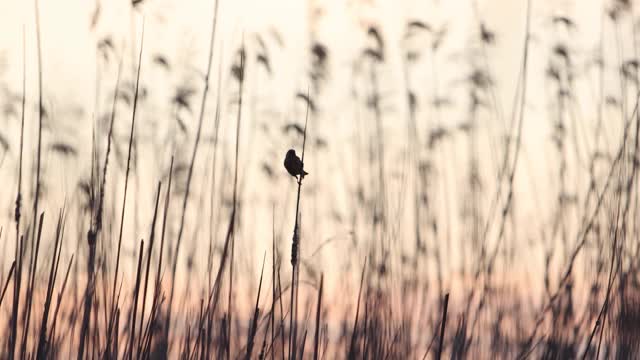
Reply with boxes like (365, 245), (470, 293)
(286, 149), (296, 158)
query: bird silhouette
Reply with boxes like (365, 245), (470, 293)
(284, 149), (308, 179)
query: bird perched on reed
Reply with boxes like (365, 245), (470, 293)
(284, 149), (308, 179)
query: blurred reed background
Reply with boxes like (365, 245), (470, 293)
(0, 0), (639, 358)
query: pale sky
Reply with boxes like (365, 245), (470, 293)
(0, 0), (631, 295)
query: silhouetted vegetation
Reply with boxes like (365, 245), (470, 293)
(2, 0), (640, 359)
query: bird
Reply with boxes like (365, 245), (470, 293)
(284, 149), (308, 179)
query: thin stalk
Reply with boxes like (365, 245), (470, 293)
(289, 87), (311, 360)
(47, 255), (74, 355)
(9, 24), (27, 360)
(36, 209), (66, 360)
(168, 0), (220, 335)
(312, 274), (323, 360)
(104, 21), (145, 359)
(31, 0), (43, 252)
(245, 253), (267, 360)
(136, 182), (162, 358)
(347, 257), (367, 359)
(0, 261), (16, 309)
(436, 293), (450, 360)
(20, 212), (45, 360)
(148, 157), (173, 359)
(128, 240), (145, 360)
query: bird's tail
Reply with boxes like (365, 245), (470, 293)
(302, 170), (308, 178)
